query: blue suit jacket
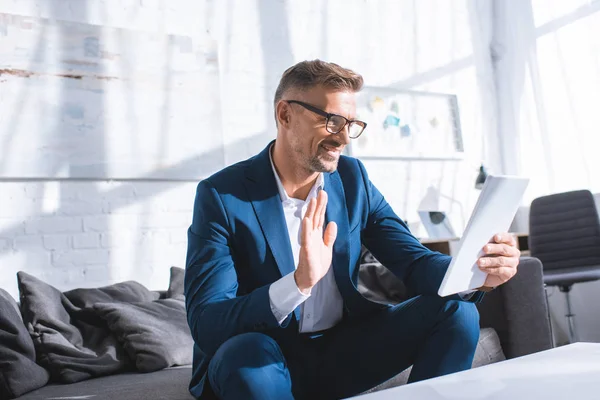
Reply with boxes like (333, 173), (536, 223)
(184, 141), (481, 398)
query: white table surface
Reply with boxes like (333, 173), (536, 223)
(352, 343), (600, 400)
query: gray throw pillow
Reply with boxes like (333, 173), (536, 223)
(167, 266), (185, 300)
(94, 299), (193, 372)
(65, 280), (160, 308)
(17, 272), (159, 383)
(0, 288), (50, 399)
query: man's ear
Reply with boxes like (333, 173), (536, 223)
(275, 100), (290, 128)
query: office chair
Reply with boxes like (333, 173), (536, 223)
(529, 190), (600, 343)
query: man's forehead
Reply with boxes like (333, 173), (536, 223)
(299, 88), (357, 117)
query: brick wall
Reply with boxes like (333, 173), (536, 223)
(1, 181), (196, 297)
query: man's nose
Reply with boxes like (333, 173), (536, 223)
(336, 124), (351, 145)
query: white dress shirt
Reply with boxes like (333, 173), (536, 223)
(267, 150), (344, 333)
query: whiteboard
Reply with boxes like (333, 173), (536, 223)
(0, 13), (223, 180)
(349, 87), (463, 161)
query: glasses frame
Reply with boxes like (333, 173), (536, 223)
(285, 100), (367, 139)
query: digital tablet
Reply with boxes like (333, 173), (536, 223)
(437, 175), (530, 297)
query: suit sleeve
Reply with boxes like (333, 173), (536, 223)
(356, 160), (483, 301)
(184, 180), (286, 356)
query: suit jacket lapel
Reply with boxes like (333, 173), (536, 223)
(324, 171), (351, 296)
(244, 142), (296, 279)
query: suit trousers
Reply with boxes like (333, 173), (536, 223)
(206, 295), (480, 399)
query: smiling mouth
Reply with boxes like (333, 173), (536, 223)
(320, 143), (342, 158)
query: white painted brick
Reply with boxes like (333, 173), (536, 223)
(100, 232), (135, 248)
(104, 199), (145, 215)
(23, 183), (46, 199)
(24, 217), (83, 234)
(13, 236), (44, 250)
(0, 183), (27, 197)
(96, 182), (136, 201)
(79, 265), (118, 285)
(72, 233), (101, 249)
(55, 201), (105, 216)
(24, 183), (81, 200)
(84, 215), (144, 232)
(0, 251), (53, 298)
(132, 182), (181, 199)
(84, 213), (190, 232)
(43, 235), (71, 251)
(0, 218), (26, 237)
(0, 238), (11, 251)
(100, 230), (170, 248)
(169, 229), (187, 244)
(0, 198), (39, 217)
(52, 249), (110, 268)
(137, 213), (191, 229)
(55, 264), (115, 288)
(83, 216), (112, 232)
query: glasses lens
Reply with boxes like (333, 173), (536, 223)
(348, 122), (365, 138)
(327, 115), (346, 133)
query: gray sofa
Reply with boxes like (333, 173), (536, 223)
(12, 257), (552, 400)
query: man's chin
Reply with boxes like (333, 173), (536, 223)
(312, 156), (338, 173)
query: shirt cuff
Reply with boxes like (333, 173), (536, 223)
(268, 272), (311, 325)
(458, 290), (476, 301)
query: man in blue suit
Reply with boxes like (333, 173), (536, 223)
(185, 60), (521, 399)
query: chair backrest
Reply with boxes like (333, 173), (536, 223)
(529, 190), (600, 270)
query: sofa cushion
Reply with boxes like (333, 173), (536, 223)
(94, 299), (194, 372)
(17, 366), (194, 400)
(65, 280), (160, 308)
(16, 272), (159, 383)
(0, 289), (50, 399)
(363, 327), (506, 393)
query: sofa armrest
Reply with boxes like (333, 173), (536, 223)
(477, 256), (553, 359)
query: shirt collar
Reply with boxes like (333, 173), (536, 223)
(269, 144), (324, 203)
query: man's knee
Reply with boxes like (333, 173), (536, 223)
(420, 297), (480, 343)
(208, 333), (287, 391)
(439, 298), (480, 345)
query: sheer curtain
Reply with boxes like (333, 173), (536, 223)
(492, 0), (600, 202)
(492, 0), (600, 343)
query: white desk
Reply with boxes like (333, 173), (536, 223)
(353, 343), (600, 400)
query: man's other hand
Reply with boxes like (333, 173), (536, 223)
(294, 190), (338, 294)
(478, 233), (520, 289)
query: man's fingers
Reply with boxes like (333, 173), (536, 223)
(319, 191), (328, 230)
(323, 221), (337, 248)
(314, 191), (327, 230)
(479, 256), (507, 268)
(478, 255), (520, 270)
(480, 266), (516, 280)
(300, 215), (313, 247)
(305, 198), (317, 222)
(490, 233), (516, 246)
(482, 243), (519, 257)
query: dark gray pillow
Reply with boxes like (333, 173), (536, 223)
(0, 288), (50, 399)
(17, 272), (158, 383)
(94, 299), (193, 372)
(65, 280), (160, 308)
(167, 266), (185, 300)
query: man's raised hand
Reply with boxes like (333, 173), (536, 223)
(294, 190), (338, 294)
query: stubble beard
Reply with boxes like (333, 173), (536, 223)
(290, 144), (339, 174)
(308, 147), (339, 173)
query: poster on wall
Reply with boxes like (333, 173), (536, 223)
(348, 87), (464, 160)
(0, 13), (222, 180)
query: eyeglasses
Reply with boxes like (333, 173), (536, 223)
(286, 100), (367, 139)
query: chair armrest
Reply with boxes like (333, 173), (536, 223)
(477, 257), (553, 359)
